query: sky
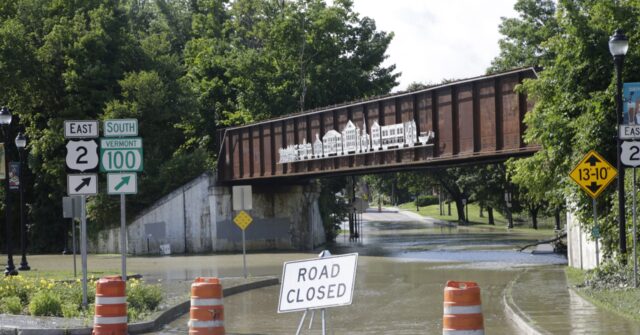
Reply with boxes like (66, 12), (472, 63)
(351, 0), (518, 91)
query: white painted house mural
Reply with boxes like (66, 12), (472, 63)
(278, 119), (435, 164)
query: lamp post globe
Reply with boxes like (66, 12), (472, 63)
(0, 107), (12, 125)
(610, 29), (629, 256)
(15, 132), (29, 271)
(0, 106), (17, 276)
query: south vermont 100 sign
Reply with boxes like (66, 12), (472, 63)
(100, 137), (144, 172)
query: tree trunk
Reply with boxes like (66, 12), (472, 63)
(530, 207), (539, 230)
(439, 190), (443, 215)
(554, 209), (561, 230)
(479, 205), (484, 218)
(455, 199), (466, 224)
(447, 201), (451, 216)
(487, 206), (495, 225)
(391, 181), (396, 207)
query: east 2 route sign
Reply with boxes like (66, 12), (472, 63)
(278, 253), (358, 313)
(100, 137), (143, 172)
(569, 150), (617, 199)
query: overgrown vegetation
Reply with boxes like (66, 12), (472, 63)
(0, 276), (162, 321)
(318, 178), (349, 241)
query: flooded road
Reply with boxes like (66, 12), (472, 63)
(153, 209), (568, 334)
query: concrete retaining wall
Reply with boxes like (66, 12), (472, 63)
(566, 202), (599, 270)
(89, 173), (325, 254)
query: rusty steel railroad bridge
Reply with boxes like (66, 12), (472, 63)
(216, 67), (539, 184)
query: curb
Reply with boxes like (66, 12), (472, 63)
(0, 277), (280, 335)
(502, 270), (544, 335)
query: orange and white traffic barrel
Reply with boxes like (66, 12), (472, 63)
(93, 275), (127, 335)
(443, 280), (484, 335)
(189, 277), (225, 335)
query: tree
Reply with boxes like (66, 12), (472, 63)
(493, 0), (640, 256)
(488, 0), (558, 73)
(457, 164), (509, 225)
(0, 0), (399, 250)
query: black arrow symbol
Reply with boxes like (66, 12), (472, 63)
(75, 177), (91, 192)
(587, 182), (602, 193)
(586, 155), (601, 166)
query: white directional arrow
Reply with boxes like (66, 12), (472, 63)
(107, 173), (137, 195)
(67, 174), (97, 195)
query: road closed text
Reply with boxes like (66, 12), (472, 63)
(278, 253), (358, 313)
(286, 264), (347, 303)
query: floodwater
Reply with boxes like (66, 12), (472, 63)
(12, 209), (640, 334)
(151, 209), (569, 334)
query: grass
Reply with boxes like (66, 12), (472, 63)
(15, 269), (124, 280)
(397, 202), (556, 236)
(565, 267), (640, 322)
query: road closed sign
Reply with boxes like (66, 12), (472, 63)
(278, 253), (358, 313)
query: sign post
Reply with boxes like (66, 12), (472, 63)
(80, 195), (88, 308)
(569, 150), (618, 267)
(64, 120), (99, 308)
(233, 210), (252, 278)
(621, 141), (640, 287)
(232, 185), (253, 278)
(101, 119), (141, 282)
(62, 196), (81, 277)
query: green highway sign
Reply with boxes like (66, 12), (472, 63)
(100, 137), (143, 172)
(107, 172), (137, 194)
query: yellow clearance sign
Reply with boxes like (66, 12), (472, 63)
(233, 210), (253, 230)
(569, 150), (617, 199)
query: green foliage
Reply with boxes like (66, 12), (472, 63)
(0, 296), (23, 314)
(489, 0), (558, 72)
(318, 178), (349, 241)
(415, 195), (438, 207)
(28, 291), (62, 317)
(0, 0), (397, 251)
(581, 261), (634, 290)
(493, 0), (640, 252)
(61, 302), (81, 318)
(566, 266), (640, 322)
(127, 279), (162, 313)
(0, 275), (160, 320)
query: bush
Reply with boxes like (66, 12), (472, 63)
(29, 291), (62, 316)
(1, 296), (23, 314)
(61, 303), (81, 318)
(415, 195), (438, 207)
(127, 280), (162, 312)
(581, 261), (634, 289)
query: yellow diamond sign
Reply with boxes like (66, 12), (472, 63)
(569, 150), (617, 199)
(234, 210), (253, 230)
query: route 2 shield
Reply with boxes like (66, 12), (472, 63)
(621, 141), (640, 167)
(66, 140), (99, 172)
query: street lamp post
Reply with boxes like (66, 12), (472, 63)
(609, 29), (629, 256)
(0, 107), (16, 276)
(15, 132), (29, 271)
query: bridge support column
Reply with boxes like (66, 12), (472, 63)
(211, 182), (325, 251)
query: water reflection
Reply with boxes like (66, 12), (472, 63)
(152, 212), (567, 334)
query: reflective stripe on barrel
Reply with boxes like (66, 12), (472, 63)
(189, 277), (225, 335)
(92, 276), (127, 335)
(443, 281), (484, 335)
